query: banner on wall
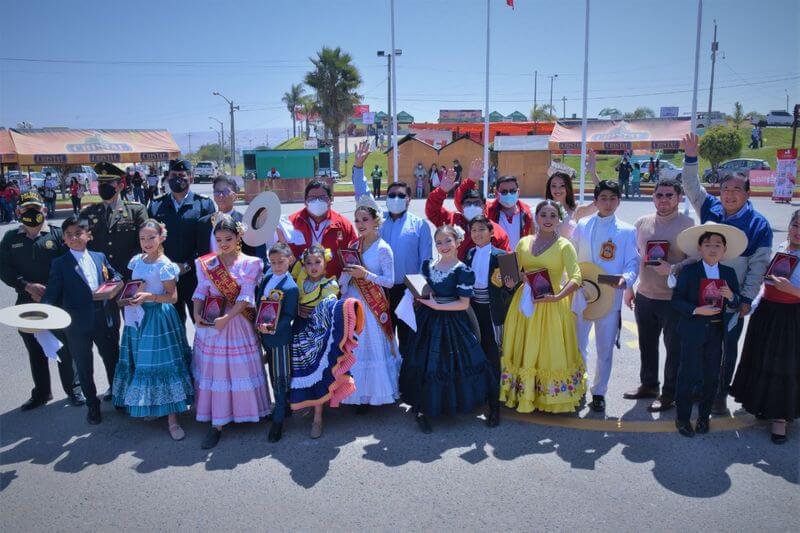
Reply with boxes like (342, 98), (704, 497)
(772, 148), (797, 202)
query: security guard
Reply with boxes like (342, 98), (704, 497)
(148, 159), (216, 324)
(80, 162), (148, 279)
(0, 192), (84, 410)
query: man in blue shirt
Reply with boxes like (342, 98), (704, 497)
(351, 141), (433, 350)
(681, 132), (773, 414)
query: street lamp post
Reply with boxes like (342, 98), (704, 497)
(377, 48), (402, 143)
(209, 116), (225, 173)
(212, 92), (239, 174)
(549, 74), (558, 110)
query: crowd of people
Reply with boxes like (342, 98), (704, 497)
(0, 132), (797, 450)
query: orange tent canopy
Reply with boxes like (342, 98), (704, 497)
(548, 119), (692, 153)
(8, 128), (180, 166)
(410, 121), (554, 143)
(0, 129), (17, 164)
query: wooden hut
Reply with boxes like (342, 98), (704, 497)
(494, 135), (552, 197)
(385, 135), (439, 182)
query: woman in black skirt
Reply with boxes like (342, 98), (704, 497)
(732, 210), (800, 444)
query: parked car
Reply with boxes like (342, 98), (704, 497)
(765, 110), (794, 126)
(65, 165), (98, 189)
(193, 161), (218, 182)
(29, 172), (46, 189)
(642, 160), (683, 182)
(702, 158), (771, 183)
(316, 168), (340, 181)
(4, 171), (31, 191)
(695, 111), (727, 129)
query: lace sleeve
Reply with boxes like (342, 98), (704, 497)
(235, 257), (263, 306)
(158, 259), (180, 282)
(365, 243), (395, 288)
(192, 258), (210, 301)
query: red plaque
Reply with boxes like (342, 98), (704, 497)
(525, 268), (554, 300)
(765, 252), (798, 284)
(645, 240), (670, 266)
(338, 248), (363, 269)
(119, 280), (144, 300)
(202, 296), (225, 324)
(92, 281), (123, 301)
(699, 279), (726, 309)
(255, 300), (281, 330)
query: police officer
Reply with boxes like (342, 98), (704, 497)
(148, 159), (216, 324)
(80, 162), (148, 279)
(0, 192), (84, 410)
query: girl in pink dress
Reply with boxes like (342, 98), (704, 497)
(191, 215), (270, 449)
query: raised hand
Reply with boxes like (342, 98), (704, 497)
(683, 132), (699, 158)
(439, 168), (457, 193)
(354, 140), (371, 167)
(468, 158), (483, 181)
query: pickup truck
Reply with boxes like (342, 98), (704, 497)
(194, 161), (218, 182)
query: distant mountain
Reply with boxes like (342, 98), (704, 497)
(173, 127), (291, 154)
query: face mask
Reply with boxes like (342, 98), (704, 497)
(463, 205), (483, 221)
(499, 192), (518, 208)
(386, 197), (406, 214)
(306, 198), (329, 217)
(98, 183), (117, 201)
(20, 208), (45, 227)
(168, 176), (188, 193)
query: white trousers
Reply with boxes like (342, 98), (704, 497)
(576, 310), (621, 397)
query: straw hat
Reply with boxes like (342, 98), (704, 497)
(0, 304), (71, 332)
(578, 262), (616, 320)
(676, 222), (748, 261)
(242, 191), (282, 247)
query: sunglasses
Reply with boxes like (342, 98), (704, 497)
(654, 192), (675, 199)
(213, 188), (233, 197)
(387, 192), (407, 199)
(499, 188), (518, 194)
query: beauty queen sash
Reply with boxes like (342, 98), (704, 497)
(198, 253), (256, 322)
(349, 240), (395, 349)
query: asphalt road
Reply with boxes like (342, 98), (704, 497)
(1, 186), (797, 531)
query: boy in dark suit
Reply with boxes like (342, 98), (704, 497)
(43, 216), (122, 424)
(256, 242), (299, 442)
(672, 229), (742, 437)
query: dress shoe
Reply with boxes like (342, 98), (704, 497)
(355, 404), (370, 415)
(268, 422), (283, 443)
(771, 433), (788, 445)
(201, 427), (222, 449)
(416, 414), (432, 434)
(675, 419), (694, 437)
(87, 405), (102, 425)
(20, 395), (52, 411)
(622, 386), (659, 400)
(695, 417), (710, 434)
(310, 421), (323, 439)
(711, 397), (728, 415)
(647, 396), (674, 413)
(67, 392), (86, 407)
(486, 406), (500, 428)
(103, 390), (113, 402)
(590, 395), (606, 413)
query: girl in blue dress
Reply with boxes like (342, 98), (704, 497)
(112, 219), (194, 441)
(400, 225), (497, 433)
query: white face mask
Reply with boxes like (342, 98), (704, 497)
(306, 198), (329, 217)
(386, 197), (407, 214)
(462, 205), (483, 221)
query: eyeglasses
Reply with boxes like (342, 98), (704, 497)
(387, 193), (407, 199)
(463, 201), (483, 207)
(213, 189), (233, 197)
(499, 189), (518, 195)
(654, 192), (675, 199)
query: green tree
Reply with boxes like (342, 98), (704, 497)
(599, 107), (622, 119)
(699, 125), (743, 174)
(623, 107), (655, 119)
(732, 102), (745, 129)
(195, 143), (229, 166)
(299, 95), (318, 139)
(530, 104), (556, 121)
(304, 46), (362, 170)
(282, 83), (306, 138)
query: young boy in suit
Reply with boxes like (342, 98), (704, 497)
(43, 216), (122, 424)
(256, 242), (299, 443)
(672, 226), (743, 437)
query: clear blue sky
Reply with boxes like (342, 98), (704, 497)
(1, 0), (798, 137)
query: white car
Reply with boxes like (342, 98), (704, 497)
(65, 165), (97, 190)
(194, 161), (218, 182)
(640, 160), (683, 182)
(765, 110), (794, 126)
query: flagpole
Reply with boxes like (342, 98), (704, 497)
(390, 0), (399, 183)
(690, 0), (703, 134)
(483, 0), (491, 198)
(579, 0), (590, 203)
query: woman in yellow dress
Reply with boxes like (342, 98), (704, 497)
(500, 200), (587, 413)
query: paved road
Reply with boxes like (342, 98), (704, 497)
(1, 188), (797, 531)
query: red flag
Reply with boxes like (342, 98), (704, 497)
(506, 0), (514, 8)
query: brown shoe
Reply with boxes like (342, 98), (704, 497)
(647, 396), (675, 412)
(623, 386), (659, 400)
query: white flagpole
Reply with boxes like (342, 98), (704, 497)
(690, 0), (703, 134)
(483, 0), (491, 198)
(390, 0), (399, 183)
(579, 0), (590, 203)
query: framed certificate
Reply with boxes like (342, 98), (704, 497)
(92, 281), (123, 301)
(119, 280), (144, 300)
(404, 274), (432, 299)
(202, 296), (225, 324)
(645, 240), (670, 266)
(255, 300), (281, 329)
(765, 252), (798, 284)
(497, 252), (521, 285)
(338, 249), (363, 268)
(525, 268), (554, 299)
(699, 279), (726, 309)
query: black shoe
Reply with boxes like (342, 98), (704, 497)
(486, 406), (501, 428)
(355, 404), (370, 415)
(268, 422), (283, 443)
(201, 427), (222, 449)
(771, 433), (788, 445)
(695, 417), (710, 434)
(711, 396), (728, 415)
(590, 395), (606, 413)
(87, 405), (102, 425)
(647, 396), (675, 413)
(20, 395), (52, 411)
(67, 392), (86, 407)
(675, 419), (694, 437)
(623, 386), (659, 400)
(416, 414), (432, 434)
(103, 390), (113, 402)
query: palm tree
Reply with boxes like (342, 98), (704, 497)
(304, 46), (362, 170)
(530, 104), (556, 121)
(282, 83), (306, 138)
(299, 95), (318, 139)
(623, 107), (655, 120)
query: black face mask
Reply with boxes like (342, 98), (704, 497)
(98, 183), (118, 201)
(20, 208), (45, 227)
(168, 177), (188, 193)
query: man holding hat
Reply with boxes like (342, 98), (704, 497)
(681, 132), (773, 414)
(0, 191), (83, 410)
(196, 175), (265, 260)
(79, 162), (148, 280)
(148, 159), (216, 323)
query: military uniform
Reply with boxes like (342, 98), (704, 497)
(0, 208), (79, 406)
(80, 198), (148, 279)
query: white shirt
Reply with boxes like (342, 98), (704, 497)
(70, 249), (99, 291)
(308, 218), (330, 245)
(498, 211), (521, 249)
(263, 272), (288, 294)
(472, 243), (492, 289)
(209, 209), (234, 253)
(702, 260), (720, 279)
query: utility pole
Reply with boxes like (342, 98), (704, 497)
(707, 19), (718, 117)
(786, 89), (790, 113)
(562, 96), (567, 119)
(213, 92), (239, 174)
(791, 104), (799, 150)
(549, 74), (558, 110)
(209, 117), (225, 171)
(187, 133), (192, 156)
(533, 70), (537, 115)
(377, 50), (401, 138)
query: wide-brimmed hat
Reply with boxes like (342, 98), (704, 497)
(676, 222), (748, 260)
(242, 191), (281, 247)
(578, 262), (615, 320)
(0, 303), (71, 332)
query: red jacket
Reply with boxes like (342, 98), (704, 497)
(454, 178), (534, 238)
(425, 186), (511, 259)
(288, 208), (358, 279)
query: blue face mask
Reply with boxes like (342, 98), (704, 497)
(499, 192), (518, 208)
